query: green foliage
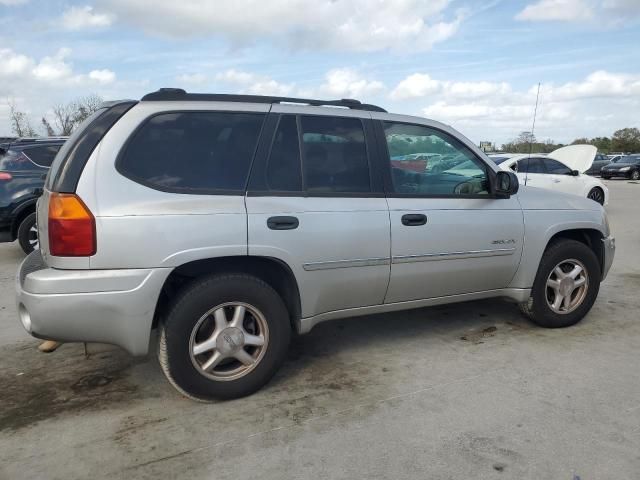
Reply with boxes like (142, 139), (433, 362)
(611, 128), (640, 153)
(500, 131), (563, 154)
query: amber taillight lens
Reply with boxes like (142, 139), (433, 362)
(48, 193), (96, 256)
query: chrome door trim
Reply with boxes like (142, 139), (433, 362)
(392, 247), (516, 264)
(303, 257), (391, 271)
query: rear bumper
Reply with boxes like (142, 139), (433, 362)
(15, 251), (171, 355)
(602, 236), (615, 281)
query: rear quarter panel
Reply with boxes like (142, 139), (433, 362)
(76, 101), (270, 269)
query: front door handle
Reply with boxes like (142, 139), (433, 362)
(267, 216), (299, 230)
(401, 214), (427, 226)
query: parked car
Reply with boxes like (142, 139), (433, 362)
(489, 146), (608, 205)
(585, 153), (610, 176)
(16, 89), (615, 401)
(601, 155), (640, 180)
(0, 138), (67, 253)
(608, 155), (624, 163)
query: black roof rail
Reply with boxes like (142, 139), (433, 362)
(140, 88), (387, 113)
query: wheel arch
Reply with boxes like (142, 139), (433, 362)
(541, 228), (606, 283)
(154, 255), (302, 333)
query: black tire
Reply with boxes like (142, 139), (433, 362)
(587, 187), (605, 205)
(17, 212), (38, 254)
(519, 239), (600, 328)
(601, 175), (610, 180)
(158, 274), (291, 401)
(630, 170), (640, 181)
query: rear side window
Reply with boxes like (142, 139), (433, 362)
(300, 116), (370, 193)
(23, 145), (61, 168)
(517, 158), (546, 174)
(118, 112), (265, 193)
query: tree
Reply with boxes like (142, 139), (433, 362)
(611, 128), (640, 153)
(52, 94), (103, 136)
(7, 98), (37, 137)
(41, 117), (56, 136)
(590, 137), (611, 154)
(571, 137), (590, 145)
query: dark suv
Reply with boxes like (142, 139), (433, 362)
(0, 138), (67, 253)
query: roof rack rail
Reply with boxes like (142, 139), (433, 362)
(140, 88), (387, 113)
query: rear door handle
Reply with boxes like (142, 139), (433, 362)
(401, 214), (427, 226)
(267, 216), (299, 230)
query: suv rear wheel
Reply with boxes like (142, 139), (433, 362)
(158, 274), (291, 401)
(520, 239), (600, 328)
(17, 212), (38, 254)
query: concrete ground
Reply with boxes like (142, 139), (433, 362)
(1, 180), (639, 480)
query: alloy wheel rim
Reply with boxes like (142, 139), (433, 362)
(632, 171), (639, 180)
(545, 259), (589, 315)
(188, 302), (269, 381)
(587, 189), (603, 204)
(28, 224), (39, 250)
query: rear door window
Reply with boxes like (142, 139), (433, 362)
(265, 115), (302, 192)
(518, 158), (546, 174)
(300, 116), (371, 193)
(118, 112), (265, 193)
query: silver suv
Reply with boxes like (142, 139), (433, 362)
(16, 89), (615, 400)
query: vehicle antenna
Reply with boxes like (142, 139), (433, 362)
(525, 82), (541, 184)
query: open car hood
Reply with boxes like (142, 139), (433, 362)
(548, 145), (597, 173)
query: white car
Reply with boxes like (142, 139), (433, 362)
(489, 145), (608, 205)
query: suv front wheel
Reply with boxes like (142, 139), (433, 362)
(158, 274), (291, 401)
(520, 239), (600, 328)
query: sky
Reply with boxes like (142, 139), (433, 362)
(0, 0), (639, 146)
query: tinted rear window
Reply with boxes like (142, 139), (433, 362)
(23, 145), (61, 168)
(118, 112), (265, 193)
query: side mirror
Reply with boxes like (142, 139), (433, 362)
(571, 170), (580, 176)
(495, 171), (519, 198)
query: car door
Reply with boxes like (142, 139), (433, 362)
(375, 118), (524, 302)
(542, 158), (583, 196)
(246, 108), (391, 319)
(517, 157), (555, 191)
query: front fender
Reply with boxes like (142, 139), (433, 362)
(508, 209), (607, 289)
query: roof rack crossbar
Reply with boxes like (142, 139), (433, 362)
(141, 88), (387, 113)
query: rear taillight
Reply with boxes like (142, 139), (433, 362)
(48, 193), (96, 256)
(0, 172), (12, 180)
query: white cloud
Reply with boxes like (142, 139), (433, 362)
(176, 73), (208, 85)
(215, 69), (295, 96)
(391, 73), (441, 100)
(61, 5), (114, 30)
(388, 70), (640, 144)
(313, 68), (385, 98)
(390, 73), (511, 101)
(516, 0), (640, 23)
(516, 0), (594, 21)
(100, 0), (464, 52)
(0, 47), (119, 134)
(88, 69), (116, 84)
